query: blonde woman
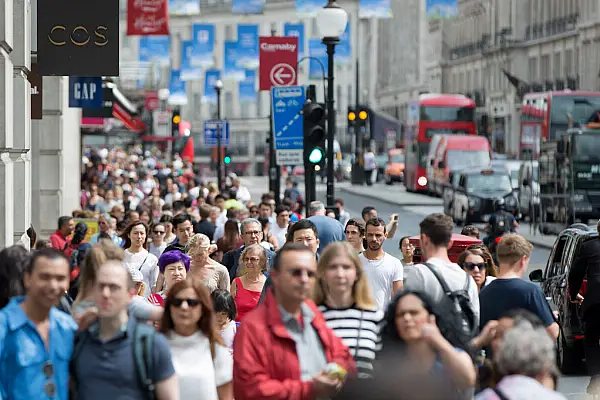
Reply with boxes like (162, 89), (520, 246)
(313, 241), (384, 379)
(230, 244), (267, 322)
(187, 233), (230, 293)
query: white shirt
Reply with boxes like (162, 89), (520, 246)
(124, 249), (159, 298)
(270, 224), (288, 248)
(360, 252), (404, 311)
(364, 151), (376, 170)
(220, 320), (237, 351)
(169, 331), (233, 400)
(140, 178), (156, 195)
(235, 185), (252, 203)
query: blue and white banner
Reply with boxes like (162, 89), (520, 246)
(168, 0), (200, 16)
(168, 70), (187, 105)
(180, 41), (202, 81)
(192, 24), (215, 67)
(203, 70), (221, 104)
(284, 23), (305, 59)
(239, 69), (256, 103)
(232, 0), (264, 14)
(426, 0), (458, 19)
(223, 41), (245, 81)
(138, 36), (170, 66)
(336, 23), (351, 64)
(295, 0), (324, 17)
(359, 0), (392, 18)
(236, 24), (259, 69)
(308, 39), (327, 80)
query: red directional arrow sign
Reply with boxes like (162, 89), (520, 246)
(259, 36), (298, 91)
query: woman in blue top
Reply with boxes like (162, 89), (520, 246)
(339, 290), (476, 399)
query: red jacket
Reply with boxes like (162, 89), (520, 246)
(233, 290), (356, 400)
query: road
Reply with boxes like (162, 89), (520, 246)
(324, 187), (590, 399)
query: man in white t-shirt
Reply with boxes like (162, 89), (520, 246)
(404, 213), (480, 323)
(360, 218), (404, 311)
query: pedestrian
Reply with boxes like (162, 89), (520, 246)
(478, 234), (558, 338)
(0, 245), (30, 309)
(160, 279), (233, 400)
(335, 198), (351, 228)
(457, 248), (497, 292)
(0, 248), (77, 400)
(360, 218), (404, 311)
(71, 260), (178, 399)
(121, 221), (159, 298)
(164, 213), (195, 253)
(398, 236), (415, 266)
(149, 250), (190, 307)
(313, 241), (384, 379)
(461, 225), (481, 239)
(270, 205), (291, 249)
(187, 234), (230, 293)
(149, 222), (168, 258)
(233, 243), (357, 399)
(344, 218), (366, 254)
(49, 215), (75, 251)
(230, 244), (267, 322)
(475, 322), (566, 399)
(307, 201), (345, 252)
(361, 206), (399, 239)
(363, 149), (376, 186)
(211, 289), (238, 351)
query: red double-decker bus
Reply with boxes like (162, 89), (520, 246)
(404, 94), (477, 192)
(520, 91), (600, 158)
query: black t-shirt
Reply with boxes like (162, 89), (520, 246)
(479, 278), (555, 329)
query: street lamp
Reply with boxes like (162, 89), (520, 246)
(214, 79), (224, 191)
(317, 0), (348, 206)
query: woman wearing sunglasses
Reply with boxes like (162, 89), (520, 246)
(160, 279), (233, 400)
(457, 248), (497, 292)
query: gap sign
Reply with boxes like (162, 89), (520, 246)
(68, 77), (103, 108)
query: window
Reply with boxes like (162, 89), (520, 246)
(541, 54), (550, 79)
(554, 52), (561, 78)
(547, 237), (568, 278)
(336, 85), (343, 112)
(225, 25), (233, 41)
(528, 57), (538, 81)
(421, 106), (475, 122)
(564, 49), (573, 75)
(224, 91), (234, 118)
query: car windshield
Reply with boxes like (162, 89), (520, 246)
(447, 150), (490, 169)
(390, 154), (405, 163)
(466, 173), (513, 193)
(573, 134), (600, 162)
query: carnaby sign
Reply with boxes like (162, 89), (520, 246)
(259, 36), (298, 91)
(37, 0), (120, 76)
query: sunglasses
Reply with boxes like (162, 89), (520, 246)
(462, 262), (485, 271)
(289, 268), (316, 278)
(172, 298), (202, 308)
(43, 361), (56, 397)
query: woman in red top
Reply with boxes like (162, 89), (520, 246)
(148, 250), (190, 307)
(230, 244), (267, 322)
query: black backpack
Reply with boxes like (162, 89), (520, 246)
(423, 263), (478, 349)
(70, 321), (156, 400)
(490, 213), (512, 237)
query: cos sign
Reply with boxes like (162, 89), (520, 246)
(37, 0), (119, 76)
(48, 25), (109, 47)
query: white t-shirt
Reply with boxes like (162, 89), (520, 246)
(360, 252), (404, 311)
(363, 151), (376, 170)
(404, 257), (480, 323)
(168, 331), (233, 400)
(270, 224), (288, 248)
(220, 320), (237, 351)
(124, 249), (159, 298)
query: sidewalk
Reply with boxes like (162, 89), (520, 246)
(341, 183), (557, 250)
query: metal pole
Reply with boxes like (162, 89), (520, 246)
(351, 14), (364, 185)
(216, 89), (223, 191)
(325, 40), (337, 206)
(268, 29), (281, 205)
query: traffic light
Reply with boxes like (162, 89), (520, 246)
(303, 102), (326, 166)
(171, 108), (181, 136)
(348, 106), (357, 133)
(224, 154), (231, 164)
(356, 106), (369, 131)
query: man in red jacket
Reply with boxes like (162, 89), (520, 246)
(233, 242), (356, 400)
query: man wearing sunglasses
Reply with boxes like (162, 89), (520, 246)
(233, 243), (356, 399)
(0, 248), (77, 400)
(72, 261), (178, 400)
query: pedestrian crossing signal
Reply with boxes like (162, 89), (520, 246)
(308, 148), (324, 164)
(224, 155), (231, 164)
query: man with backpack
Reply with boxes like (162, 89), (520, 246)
(404, 213), (480, 347)
(71, 260), (178, 400)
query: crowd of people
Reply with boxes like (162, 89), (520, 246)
(0, 147), (575, 399)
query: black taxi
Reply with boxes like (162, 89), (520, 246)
(445, 167), (519, 225)
(529, 225), (595, 373)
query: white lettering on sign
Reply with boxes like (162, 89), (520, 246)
(260, 42), (297, 52)
(74, 82), (97, 100)
(276, 149), (303, 166)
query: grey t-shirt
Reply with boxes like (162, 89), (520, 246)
(404, 257), (480, 324)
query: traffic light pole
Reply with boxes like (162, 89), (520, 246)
(216, 90), (223, 191)
(268, 29), (281, 206)
(324, 39), (338, 207)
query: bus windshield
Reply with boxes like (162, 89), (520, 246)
(447, 150), (490, 169)
(420, 106), (475, 122)
(550, 96), (600, 139)
(573, 134), (600, 162)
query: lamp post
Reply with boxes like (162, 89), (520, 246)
(317, 0), (348, 206)
(214, 79), (224, 191)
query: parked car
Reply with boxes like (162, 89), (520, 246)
(448, 167), (519, 225)
(384, 149), (405, 185)
(529, 225), (594, 373)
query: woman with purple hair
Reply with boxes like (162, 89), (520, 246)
(148, 250), (190, 307)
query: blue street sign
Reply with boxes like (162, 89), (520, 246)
(68, 77), (103, 108)
(203, 120), (230, 147)
(271, 86), (305, 151)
